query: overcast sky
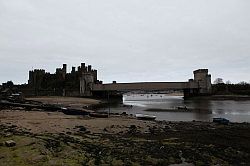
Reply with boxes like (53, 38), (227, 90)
(0, 0), (250, 84)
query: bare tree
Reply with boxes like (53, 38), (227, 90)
(238, 81), (248, 85)
(226, 80), (231, 84)
(213, 78), (224, 84)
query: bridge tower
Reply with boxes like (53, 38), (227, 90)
(184, 69), (211, 98)
(193, 69), (212, 94)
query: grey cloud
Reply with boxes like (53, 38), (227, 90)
(0, 0), (250, 84)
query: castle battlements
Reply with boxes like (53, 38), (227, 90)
(27, 63), (100, 96)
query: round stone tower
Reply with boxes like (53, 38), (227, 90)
(80, 73), (94, 96)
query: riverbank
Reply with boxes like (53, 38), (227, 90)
(0, 96), (250, 165)
(27, 96), (102, 109)
(0, 108), (250, 165)
(189, 94), (250, 100)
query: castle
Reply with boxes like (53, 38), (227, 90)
(23, 63), (101, 97)
(16, 64), (211, 99)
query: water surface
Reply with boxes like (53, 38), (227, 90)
(99, 94), (250, 122)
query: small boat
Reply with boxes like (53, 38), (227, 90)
(89, 112), (109, 118)
(61, 107), (90, 115)
(175, 106), (188, 110)
(213, 118), (230, 125)
(135, 114), (156, 120)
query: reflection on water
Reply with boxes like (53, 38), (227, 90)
(99, 94), (250, 122)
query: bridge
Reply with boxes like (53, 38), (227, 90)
(93, 82), (196, 91)
(80, 69), (212, 99)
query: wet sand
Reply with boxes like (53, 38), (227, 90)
(0, 110), (155, 134)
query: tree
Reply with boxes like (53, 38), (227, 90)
(226, 80), (231, 84)
(238, 81), (249, 85)
(6, 81), (14, 88)
(213, 78), (224, 84)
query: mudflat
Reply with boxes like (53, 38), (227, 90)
(27, 96), (101, 107)
(0, 108), (250, 165)
(0, 110), (154, 134)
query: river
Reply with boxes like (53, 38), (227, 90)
(98, 94), (250, 122)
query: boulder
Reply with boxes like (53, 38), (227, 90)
(5, 140), (16, 147)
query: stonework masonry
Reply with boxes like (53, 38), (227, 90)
(18, 64), (211, 99)
(21, 63), (101, 97)
(193, 69), (212, 94)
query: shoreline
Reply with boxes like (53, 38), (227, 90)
(187, 94), (250, 100)
(125, 93), (250, 100)
(1, 96), (250, 165)
(0, 109), (249, 165)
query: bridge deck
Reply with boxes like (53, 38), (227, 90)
(93, 82), (198, 91)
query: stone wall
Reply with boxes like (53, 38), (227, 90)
(20, 63), (100, 97)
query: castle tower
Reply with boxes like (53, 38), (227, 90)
(63, 64), (67, 72)
(93, 70), (97, 82)
(81, 63), (85, 69)
(80, 63), (87, 72)
(62, 64), (67, 79)
(87, 65), (92, 72)
(71, 67), (76, 73)
(79, 73), (94, 96)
